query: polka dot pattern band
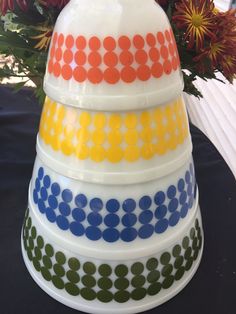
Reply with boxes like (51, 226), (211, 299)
(32, 163), (196, 243)
(23, 209), (202, 303)
(39, 97), (189, 163)
(47, 29), (180, 84)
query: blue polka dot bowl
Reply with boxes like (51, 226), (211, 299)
(29, 155), (198, 251)
(22, 201), (203, 314)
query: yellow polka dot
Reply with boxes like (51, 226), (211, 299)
(109, 114), (122, 129)
(54, 123), (63, 136)
(107, 146), (123, 163)
(57, 106), (66, 121)
(140, 112), (151, 127)
(61, 139), (73, 156)
(140, 128), (153, 143)
(48, 102), (57, 117)
(153, 108), (163, 125)
(124, 113), (137, 129)
(155, 142), (167, 155)
(124, 130), (139, 145)
(124, 146), (140, 162)
(43, 133), (52, 146)
(51, 136), (60, 151)
(63, 125), (74, 139)
(76, 144), (90, 160)
(79, 112), (91, 127)
(107, 130), (123, 145)
(141, 143), (155, 160)
(94, 113), (106, 129)
(91, 129), (106, 145)
(90, 146), (106, 162)
(76, 128), (90, 143)
(154, 126), (166, 138)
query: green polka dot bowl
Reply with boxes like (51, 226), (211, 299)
(21, 201), (203, 314)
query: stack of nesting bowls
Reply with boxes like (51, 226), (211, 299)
(21, 0), (204, 313)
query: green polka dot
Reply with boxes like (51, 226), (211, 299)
(131, 262), (144, 275)
(27, 249), (33, 261)
(115, 265), (128, 277)
(80, 288), (96, 301)
(184, 247), (192, 259)
(98, 277), (113, 290)
(114, 277), (129, 290)
(192, 238), (198, 250)
(33, 257), (41, 271)
(147, 282), (161, 296)
(162, 264), (173, 277)
(174, 256), (184, 269)
(190, 227), (195, 239)
(195, 219), (199, 228)
(31, 226), (37, 239)
(24, 229), (29, 240)
(131, 288), (146, 300)
(162, 275), (174, 289)
(97, 290), (113, 303)
(82, 275), (96, 288)
(182, 236), (189, 249)
(37, 236), (44, 249)
(193, 248), (199, 261)
(172, 244), (181, 257)
(27, 217), (32, 229)
(66, 270), (80, 283)
(68, 257), (80, 271)
(65, 283), (80, 296)
(98, 264), (112, 277)
(42, 255), (52, 269)
(28, 237), (34, 250)
(55, 251), (66, 265)
(185, 257), (193, 271)
(52, 275), (64, 289)
(175, 267), (185, 281)
(53, 264), (65, 277)
(41, 267), (52, 281)
(114, 290), (130, 303)
(131, 275), (146, 288)
(45, 244), (54, 257)
(147, 270), (160, 283)
(160, 252), (171, 265)
(34, 247), (42, 260)
(146, 258), (158, 270)
(83, 262), (96, 275)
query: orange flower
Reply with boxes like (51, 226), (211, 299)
(31, 26), (53, 51)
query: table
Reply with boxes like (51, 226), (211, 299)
(1, 86), (236, 314)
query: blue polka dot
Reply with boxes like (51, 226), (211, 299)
(40, 187), (48, 201)
(104, 214), (120, 228)
(139, 196), (152, 210)
(90, 198), (103, 212)
(56, 215), (69, 230)
(180, 203), (188, 218)
(122, 213), (137, 227)
(43, 175), (51, 188)
(169, 212), (180, 227)
(38, 167), (44, 180)
(38, 199), (46, 213)
(155, 219), (168, 234)
(187, 183), (193, 196)
(167, 185), (176, 199)
(35, 178), (40, 192)
(122, 199), (136, 212)
(168, 198), (178, 213)
(87, 212), (102, 226)
(178, 179), (185, 192)
(51, 183), (60, 196)
(103, 228), (120, 243)
(33, 189), (38, 204)
(106, 199), (120, 213)
(185, 171), (191, 184)
(154, 191), (165, 205)
(139, 210), (153, 224)
(138, 224), (154, 239)
(46, 207), (56, 222)
(180, 191), (187, 205)
(155, 205), (167, 219)
(48, 195), (58, 210)
(72, 208), (86, 222)
(120, 228), (138, 242)
(59, 202), (71, 216)
(62, 189), (73, 203)
(75, 194), (87, 208)
(194, 184), (197, 198)
(86, 226), (102, 241)
(188, 196), (194, 209)
(190, 163), (194, 176)
(70, 222), (85, 236)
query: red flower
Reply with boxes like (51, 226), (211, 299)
(38, 0), (69, 8)
(0, 0), (28, 15)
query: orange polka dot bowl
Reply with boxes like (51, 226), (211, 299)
(43, 0), (183, 111)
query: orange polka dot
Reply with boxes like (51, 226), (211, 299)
(104, 52), (118, 67)
(157, 32), (165, 45)
(48, 60), (53, 74)
(137, 65), (151, 81)
(168, 43), (175, 56)
(121, 67), (136, 83)
(52, 32), (57, 45)
(172, 56), (178, 70)
(135, 50), (148, 64)
(165, 30), (171, 42)
(149, 47), (160, 62)
(160, 45), (169, 59)
(118, 36), (131, 50)
(89, 36), (101, 50)
(73, 66), (87, 82)
(163, 60), (172, 75)
(88, 51), (102, 67)
(146, 33), (156, 47)
(65, 35), (74, 48)
(133, 35), (145, 49)
(104, 68), (120, 84)
(63, 49), (73, 64)
(103, 37), (116, 50)
(53, 62), (61, 77)
(76, 36), (86, 49)
(151, 62), (163, 78)
(62, 64), (72, 80)
(58, 34), (64, 46)
(75, 51), (86, 65)
(119, 51), (134, 66)
(55, 48), (62, 61)
(87, 68), (103, 84)
(50, 46), (55, 59)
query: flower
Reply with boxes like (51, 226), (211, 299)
(173, 0), (216, 51)
(0, 0), (28, 15)
(37, 0), (69, 8)
(31, 26), (53, 51)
